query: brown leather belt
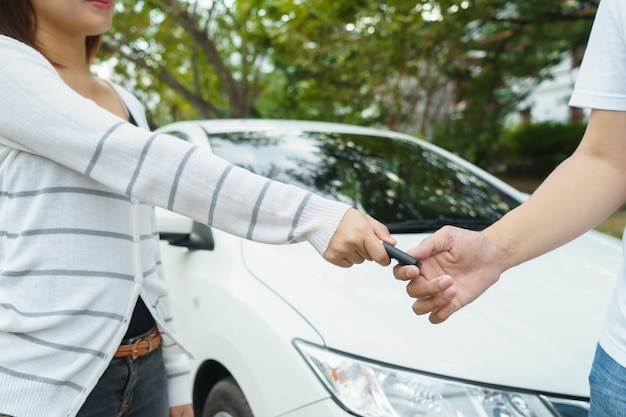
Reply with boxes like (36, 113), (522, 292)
(114, 329), (162, 360)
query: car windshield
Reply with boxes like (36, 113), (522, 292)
(206, 129), (520, 232)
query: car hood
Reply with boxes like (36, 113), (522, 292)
(241, 231), (622, 397)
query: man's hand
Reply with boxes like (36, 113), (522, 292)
(324, 208), (395, 267)
(394, 226), (504, 323)
(170, 404), (194, 417)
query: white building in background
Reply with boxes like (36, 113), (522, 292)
(520, 59), (579, 122)
(508, 48), (588, 125)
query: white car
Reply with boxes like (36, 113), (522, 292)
(155, 119), (621, 417)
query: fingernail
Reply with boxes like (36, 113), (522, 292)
(440, 275), (453, 288)
(443, 286), (456, 300)
(406, 267), (417, 278)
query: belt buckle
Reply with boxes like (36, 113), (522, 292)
(130, 338), (142, 360)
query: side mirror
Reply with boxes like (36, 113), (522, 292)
(156, 208), (215, 251)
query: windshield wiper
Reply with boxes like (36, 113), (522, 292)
(386, 218), (494, 233)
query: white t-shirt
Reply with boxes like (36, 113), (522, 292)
(569, 0), (626, 368)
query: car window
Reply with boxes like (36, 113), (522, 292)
(203, 129), (520, 231)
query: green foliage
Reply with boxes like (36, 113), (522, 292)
(430, 0), (595, 167)
(102, 0), (278, 124)
(497, 121), (586, 179)
(261, 2), (451, 130)
(430, 112), (504, 169)
(100, 0), (597, 141)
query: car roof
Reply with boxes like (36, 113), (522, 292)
(160, 118), (408, 140)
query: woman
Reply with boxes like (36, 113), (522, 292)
(0, 1), (394, 416)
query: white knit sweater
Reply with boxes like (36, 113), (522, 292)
(0, 35), (350, 417)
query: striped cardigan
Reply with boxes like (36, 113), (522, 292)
(0, 35), (350, 417)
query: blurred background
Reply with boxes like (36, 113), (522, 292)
(100, 1), (622, 235)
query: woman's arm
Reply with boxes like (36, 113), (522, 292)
(0, 36), (393, 264)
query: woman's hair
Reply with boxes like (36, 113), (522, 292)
(0, 0), (103, 63)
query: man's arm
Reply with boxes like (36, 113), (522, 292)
(395, 109), (626, 323)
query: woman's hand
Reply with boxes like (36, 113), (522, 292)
(324, 208), (395, 267)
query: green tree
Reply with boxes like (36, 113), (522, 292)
(263, 1), (460, 132)
(102, 0), (277, 125)
(101, 0), (467, 130)
(430, 0), (596, 167)
(101, 0), (596, 154)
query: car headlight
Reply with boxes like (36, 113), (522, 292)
(293, 339), (589, 417)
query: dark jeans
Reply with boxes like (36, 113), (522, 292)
(77, 347), (168, 417)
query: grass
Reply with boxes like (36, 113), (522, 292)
(596, 211), (626, 239)
(503, 178), (625, 239)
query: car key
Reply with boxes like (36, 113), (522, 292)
(383, 241), (421, 267)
